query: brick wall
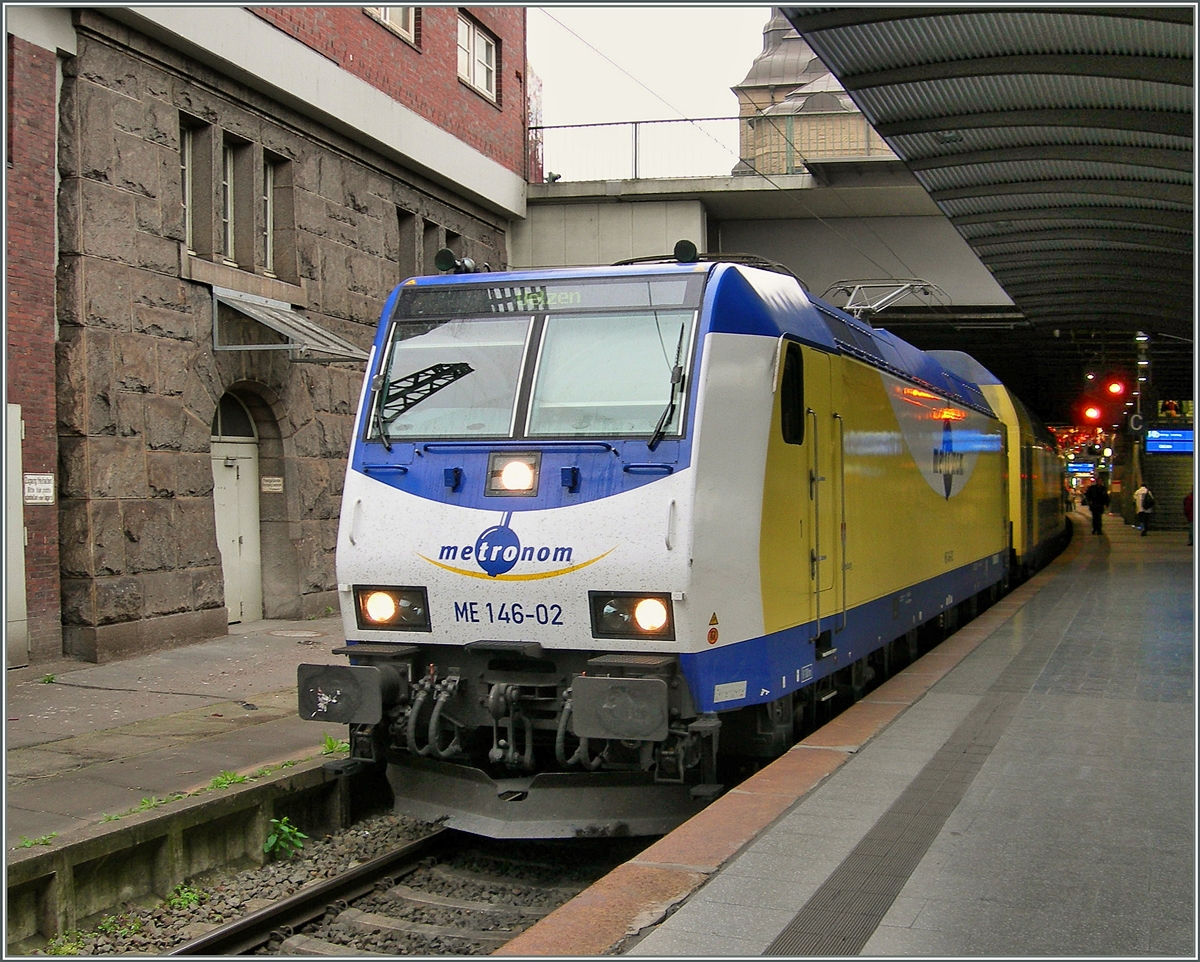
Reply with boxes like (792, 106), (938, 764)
(6, 33), (63, 661)
(251, 7), (527, 177)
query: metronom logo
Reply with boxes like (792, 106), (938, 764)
(419, 516), (615, 581)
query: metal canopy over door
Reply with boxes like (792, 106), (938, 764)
(210, 395), (263, 625)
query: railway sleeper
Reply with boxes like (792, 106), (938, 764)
(278, 933), (389, 956)
(335, 906), (515, 946)
(430, 862), (586, 898)
(384, 882), (551, 918)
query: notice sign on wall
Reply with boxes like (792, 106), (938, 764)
(23, 474), (54, 504)
(261, 476), (284, 493)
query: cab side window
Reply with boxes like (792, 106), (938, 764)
(781, 341), (805, 445)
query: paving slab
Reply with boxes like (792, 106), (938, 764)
(4, 617), (349, 852)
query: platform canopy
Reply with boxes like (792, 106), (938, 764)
(781, 6), (1193, 423)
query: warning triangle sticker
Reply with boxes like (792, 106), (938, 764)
(709, 613), (719, 625)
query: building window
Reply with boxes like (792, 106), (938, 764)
(181, 127), (194, 253)
(262, 158), (275, 276)
(371, 6), (416, 41)
(457, 14), (496, 101)
(221, 144), (236, 265)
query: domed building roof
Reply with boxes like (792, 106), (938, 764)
(764, 73), (856, 115)
(735, 8), (832, 91)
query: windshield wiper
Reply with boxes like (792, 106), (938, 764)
(372, 362), (474, 449)
(373, 394), (393, 451)
(648, 326), (686, 451)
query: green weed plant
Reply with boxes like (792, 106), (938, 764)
(264, 816), (308, 859)
(165, 883), (205, 911)
(208, 770), (248, 790)
(321, 731), (349, 754)
(16, 832), (58, 848)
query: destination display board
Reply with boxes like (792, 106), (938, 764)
(1145, 429), (1193, 453)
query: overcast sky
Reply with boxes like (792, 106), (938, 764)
(527, 6), (774, 126)
(526, 6), (774, 179)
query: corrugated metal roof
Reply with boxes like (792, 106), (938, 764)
(892, 126), (1192, 158)
(811, 11), (1193, 70)
(781, 5), (1194, 420)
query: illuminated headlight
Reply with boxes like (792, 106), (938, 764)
(588, 592), (674, 640)
(486, 451), (540, 497)
(354, 586), (431, 631)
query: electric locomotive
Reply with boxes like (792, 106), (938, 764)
(298, 244), (1064, 838)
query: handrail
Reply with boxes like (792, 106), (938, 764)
(807, 407), (823, 641)
(834, 412), (847, 632)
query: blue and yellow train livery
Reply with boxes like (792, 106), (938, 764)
(298, 247), (1066, 838)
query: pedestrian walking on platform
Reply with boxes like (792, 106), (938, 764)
(1134, 483), (1154, 535)
(1083, 478), (1109, 535)
(1184, 489), (1193, 546)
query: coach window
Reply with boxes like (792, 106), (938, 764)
(781, 341), (805, 444)
(457, 14), (497, 101)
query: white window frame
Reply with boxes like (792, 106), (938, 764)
(457, 14), (496, 101)
(181, 127), (194, 254)
(262, 158), (275, 276)
(221, 144), (236, 266)
(372, 6), (415, 41)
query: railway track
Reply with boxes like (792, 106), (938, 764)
(171, 828), (648, 955)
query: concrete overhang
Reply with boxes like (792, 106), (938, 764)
(107, 6), (526, 221)
(528, 159), (941, 221)
(6, 5), (77, 54)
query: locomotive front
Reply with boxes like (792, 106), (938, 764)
(299, 264), (719, 837)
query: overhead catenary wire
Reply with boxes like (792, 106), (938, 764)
(536, 9), (928, 290)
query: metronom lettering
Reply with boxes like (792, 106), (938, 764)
(439, 544), (573, 563)
(932, 449), (965, 475)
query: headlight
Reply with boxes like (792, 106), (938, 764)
(486, 451), (541, 497)
(588, 591), (674, 640)
(354, 586), (431, 631)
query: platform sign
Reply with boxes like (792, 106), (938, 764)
(1066, 462), (1095, 474)
(1145, 429), (1193, 453)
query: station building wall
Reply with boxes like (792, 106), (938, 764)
(510, 200), (707, 267)
(6, 15), (71, 665)
(8, 7), (527, 664)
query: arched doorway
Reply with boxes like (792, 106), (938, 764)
(210, 393), (263, 624)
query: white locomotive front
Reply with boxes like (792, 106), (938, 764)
(300, 263), (726, 837)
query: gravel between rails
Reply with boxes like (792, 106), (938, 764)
(31, 812), (436, 956)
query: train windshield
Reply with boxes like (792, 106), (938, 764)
(370, 273), (704, 442)
(371, 317), (531, 439)
(527, 310), (695, 437)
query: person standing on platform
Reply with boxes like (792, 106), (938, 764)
(1134, 483), (1154, 536)
(1083, 477), (1110, 535)
(1184, 489), (1193, 546)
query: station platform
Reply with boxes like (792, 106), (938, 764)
(501, 512), (1196, 957)
(5, 512), (1194, 956)
(4, 615), (345, 851)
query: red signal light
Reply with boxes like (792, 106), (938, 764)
(1106, 380), (1126, 397)
(1083, 405), (1103, 422)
